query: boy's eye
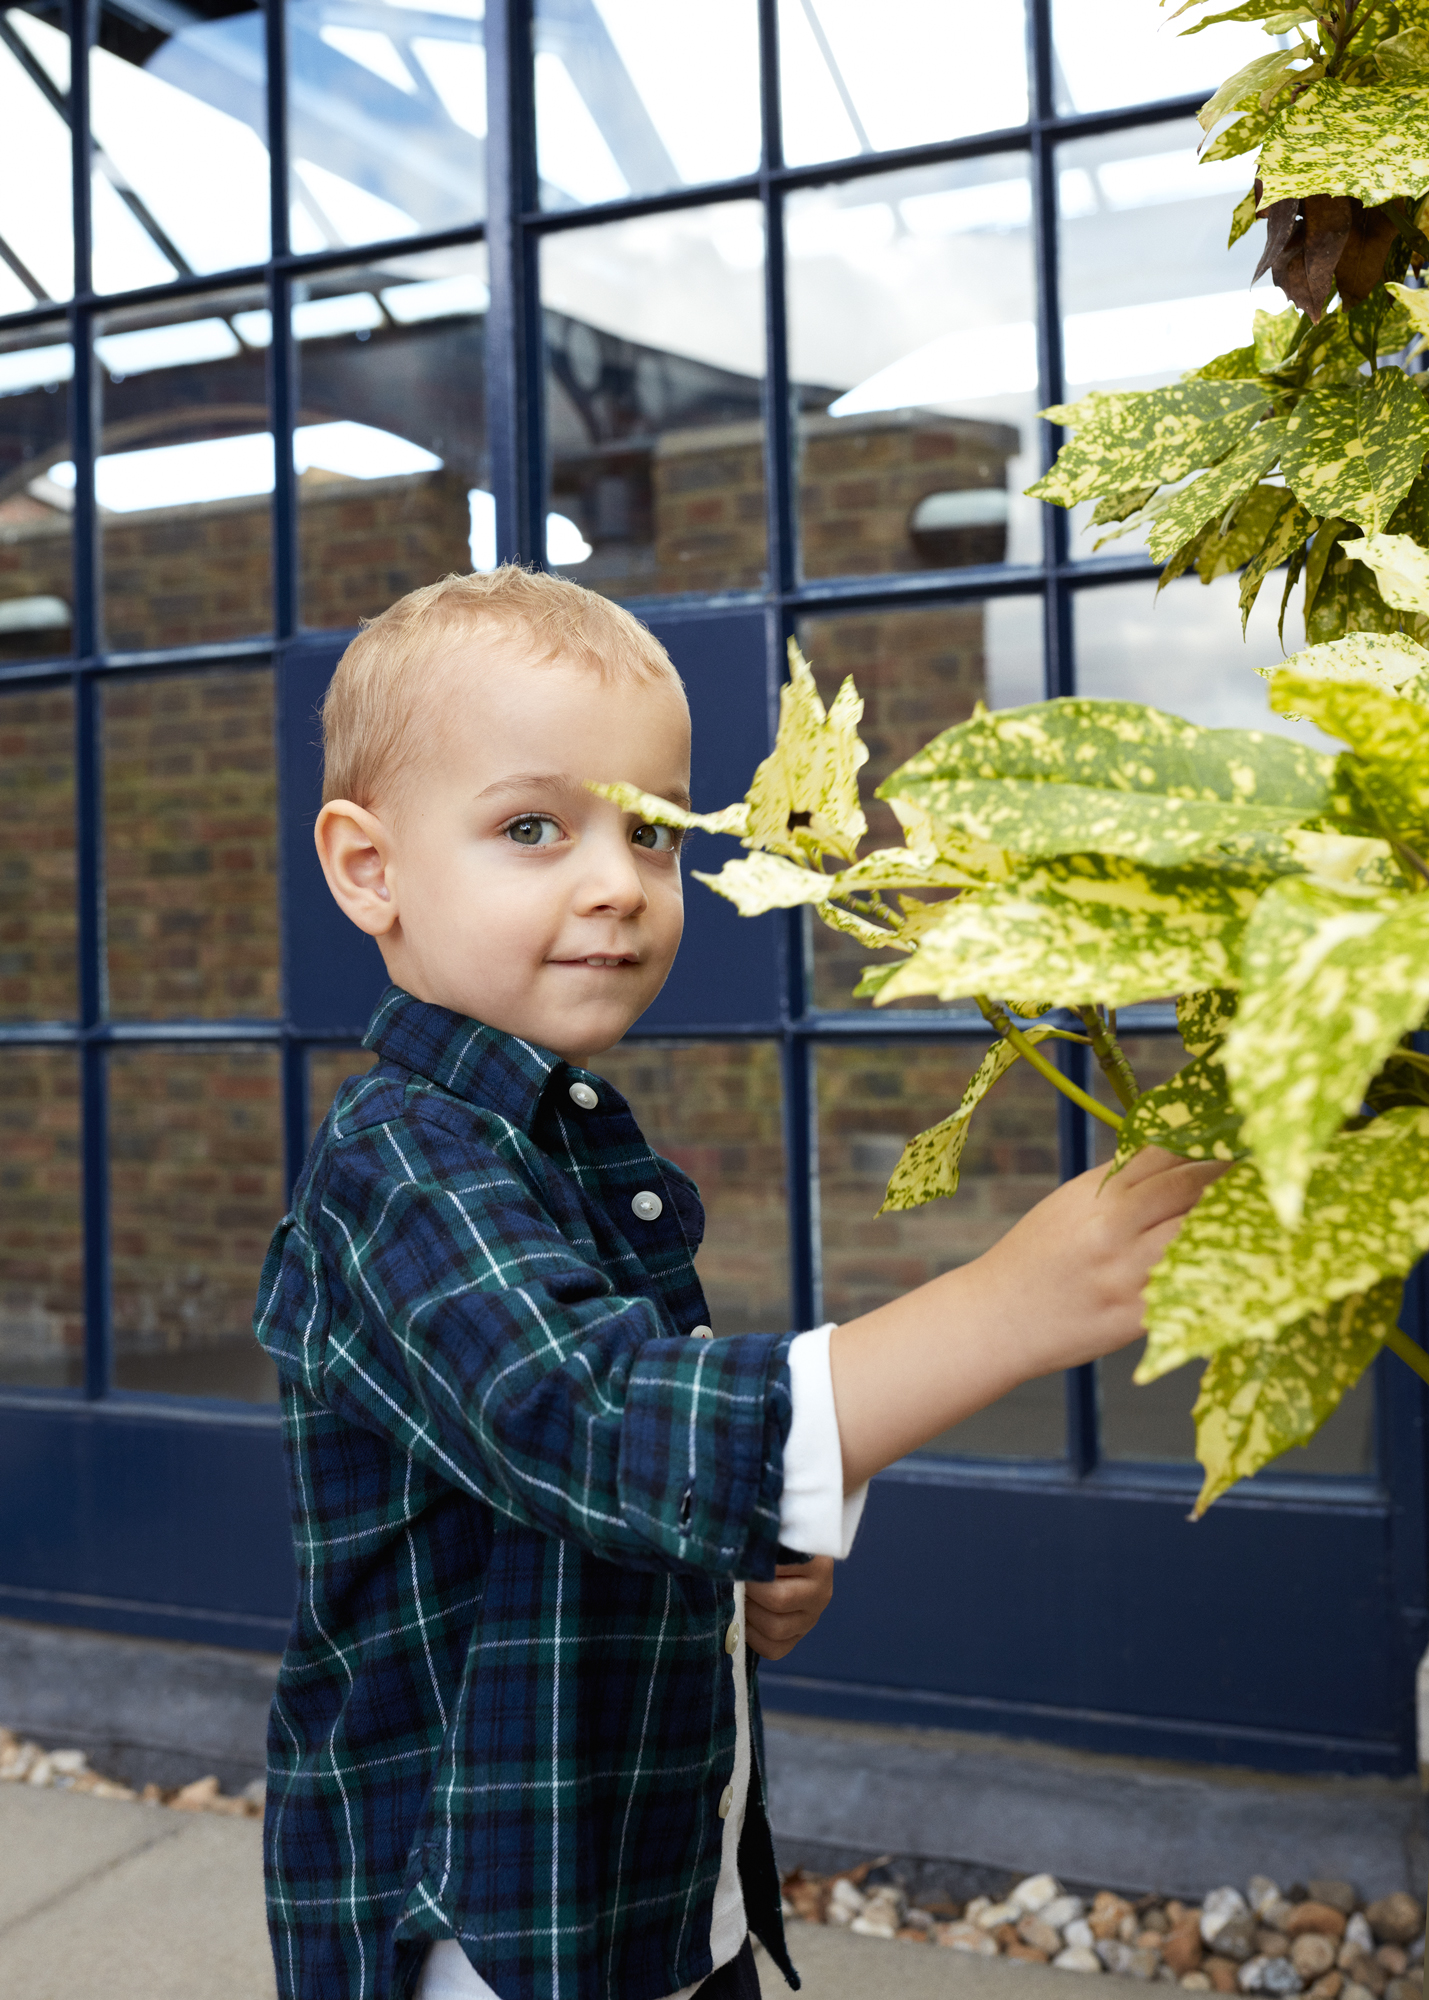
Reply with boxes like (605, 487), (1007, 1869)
(506, 815), (562, 847)
(631, 822), (679, 853)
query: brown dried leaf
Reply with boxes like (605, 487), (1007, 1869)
(1335, 201), (1401, 306)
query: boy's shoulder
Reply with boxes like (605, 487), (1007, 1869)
(317, 1057), (527, 1162)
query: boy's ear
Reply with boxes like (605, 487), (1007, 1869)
(314, 800), (399, 937)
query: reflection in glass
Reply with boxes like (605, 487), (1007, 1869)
(1057, 119), (1288, 559)
(780, 0), (1027, 168)
(542, 204), (767, 597)
(798, 600), (1042, 1011)
(94, 290), (272, 649)
(818, 1042), (1064, 1457)
(109, 1046), (283, 1401)
(0, 1048), (81, 1390)
(291, 248), (488, 629)
(0, 684), (76, 1021)
(535, 0), (759, 210)
(0, 322), (73, 661)
(592, 1042), (790, 1336)
(103, 667), (279, 1022)
(1053, 0), (1277, 116)
(1089, 1036), (1375, 1476)
(0, 6), (73, 307)
(786, 157), (1039, 578)
(308, 1045), (378, 1148)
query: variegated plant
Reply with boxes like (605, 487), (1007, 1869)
(1034, 0), (1429, 645)
(598, 628), (1429, 1515)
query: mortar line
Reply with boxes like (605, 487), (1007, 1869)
(0, 1807), (185, 1942)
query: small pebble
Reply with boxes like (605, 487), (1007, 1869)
(937, 1922), (998, 1956)
(1055, 1945), (1105, 1975)
(1366, 1900), (1423, 1948)
(1204, 1892), (1252, 1948)
(1181, 1978), (1212, 1993)
(1013, 1875), (1062, 1915)
(1310, 1887), (1360, 1919)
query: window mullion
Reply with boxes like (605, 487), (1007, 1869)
(485, 0), (544, 566)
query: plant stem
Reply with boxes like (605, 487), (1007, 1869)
(978, 997), (1125, 1133)
(1392, 839), (1429, 891)
(1077, 1006), (1140, 1112)
(1383, 1323), (1429, 1389)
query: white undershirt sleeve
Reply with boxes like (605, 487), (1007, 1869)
(778, 1324), (868, 1560)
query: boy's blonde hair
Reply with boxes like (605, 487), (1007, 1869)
(321, 565), (686, 808)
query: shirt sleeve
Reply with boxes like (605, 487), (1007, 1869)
(779, 1325), (868, 1560)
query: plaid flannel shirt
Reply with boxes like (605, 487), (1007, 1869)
(254, 987), (801, 2000)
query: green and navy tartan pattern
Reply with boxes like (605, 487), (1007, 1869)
(254, 987), (799, 2000)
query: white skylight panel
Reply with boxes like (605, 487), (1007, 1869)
(89, 173), (177, 294)
(319, 26), (419, 95)
(534, 51), (628, 206)
(410, 37), (485, 137)
(587, 0), (760, 187)
(0, 35), (74, 300)
(0, 344), (73, 399)
(292, 158), (418, 245)
(95, 319), (242, 378)
(291, 291), (385, 338)
(380, 273), (489, 323)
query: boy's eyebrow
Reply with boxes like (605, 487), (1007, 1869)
(475, 773), (694, 810)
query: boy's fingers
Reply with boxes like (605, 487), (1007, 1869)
(1122, 1156), (1228, 1233)
(1112, 1142), (1204, 1188)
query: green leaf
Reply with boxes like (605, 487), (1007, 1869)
(1195, 485), (1294, 585)
(1198, 47), (1311, 133)
(1189, 1279), (1398, 1514)
(1140, 1106), (1429, 1375)
(1111, 1049), (1245, 1171)
(1386, 279), (1429, 350)
(1271, 667), (1429, 828)
(1237, 492), (1316, 629)
(1190, 343), (1260, 382)
(586, 780), (749, 838)
(1027, 380), (1269, 510)
(877, 1030), (1054, 1213)
(1172, 0), (1316, 31)
(1377, 27), (1429, 82)
(1229, 185), (1260, 247)
(1253, 306), (1305, 374)
(1200, 90), (1288, 164)
(874, 854), (1264, 1013)
(1146, 421), (1285, 563)
(743, 640), (869, 862)
(1265, 629), (1429, 705)
(1220, 875), (1429, 1225)
(1279, 369), (1429, 533)
(1342, 529), (1429, 614)
(1177, 987), (1238, 1056)
(880, 698), (1337, 812)
(1090, 484), (1159, 527)
(1258, 80), (1429, 206)
(692, 850), (845, 914)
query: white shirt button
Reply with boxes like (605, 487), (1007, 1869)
(568, 1082), (599, 1110)
(690, 1324), (713, 1339)
(631, 1190), (663, 1221)
(725, 1618), (740, 1655)
(717, 1782), (734, 1820)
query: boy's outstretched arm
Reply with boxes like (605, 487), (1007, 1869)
(830, 1146), (1223, 1491)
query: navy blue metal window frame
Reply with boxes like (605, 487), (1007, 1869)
(0, 0), (1418, 1509)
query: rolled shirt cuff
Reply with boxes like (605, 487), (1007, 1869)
(779, 1324), (867, 1560)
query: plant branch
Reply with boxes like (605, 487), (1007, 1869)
(978, 997), (1125, 1133)
(1392, 839), (1429, 891)
(1077, 1006), (1141, 1112)
(1383, 1323), (1429, 1389)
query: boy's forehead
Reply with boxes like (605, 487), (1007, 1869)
(428, 641), (690, 775)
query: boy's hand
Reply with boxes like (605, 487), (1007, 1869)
(744, 1557), (834, 1662)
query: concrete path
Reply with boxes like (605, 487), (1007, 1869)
(765, 1923), (1081, 2000)
(0, 1784), (275, 1999)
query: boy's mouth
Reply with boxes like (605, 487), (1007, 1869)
(552, 954), (639, 968)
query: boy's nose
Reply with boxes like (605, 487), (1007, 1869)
(576, 840), (648, 917)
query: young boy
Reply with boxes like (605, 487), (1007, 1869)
(255, 566), (1219, 2000)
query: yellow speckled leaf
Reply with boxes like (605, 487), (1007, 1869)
(691, 851), (838, 915)
(1146, 421), (1286, 564)
(1386, 281), (1429, 350)
(1195, 485), (1292, 586)
(1342, 530), (1429, 615)
(831, 847), (989, 893)
(586, 780), (749, 837)
(875, 855), (1261, 1012)
(1270, 668), (1429, 827)
(1279, 371), (1429, 533)
(1197, 47), (1308, 133)
(878, 1029), (1055, 1214)
(1221, 876), (1429, 1226)
(1140, 1108), (1429, 1377)
(1189, 1279), (1398, 1514)
(1264, 630), (1429, 704)
(1236, 493), (1315, 631)
(1257, 81), (1429, 206)
(1027, 380), (1268, 510)
(744, 640), (868, 862)
(1111, 1049), (1245, 1172)
(1177, 987), (1237, 1056)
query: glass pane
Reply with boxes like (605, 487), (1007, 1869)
(1073, 573), (1338, 748)
(787, 156), (1039, 580)
(1053, 1), (1279, 116)
(307, 1044), (378, 1147)
(817, 1041), (1065, 1457)
(0, 6), (73, 307)
(0, 1047), (81, 1389)
(591, 1042), (790, 1335)
(1058, 119), (1287, 560)
(542, 203), (766, 597)
(95, 288), (272, 649)
(780, 0), (1027, 168)
(0, 320), (73, 657)
(288, 0), (485, 249)
(109, 1045), (283, 1402)
(290, 248), (488, 630)
(88, 0), (268, 293)
(796, 601), (1042, 1012)
(535, 0), (759, 209)
(0, 684), (76, 1020)
(103, 667), (279, 1021)
(1089, 1035), (1375, 1476)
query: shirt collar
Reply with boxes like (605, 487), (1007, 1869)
(363, 985), (570, 1134)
